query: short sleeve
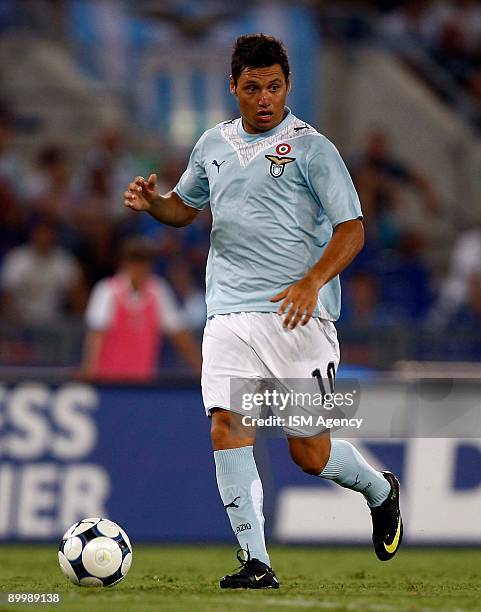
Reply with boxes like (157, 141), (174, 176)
(173, 133), (210, 210)
(155, 278), (185, 333)
(85, 280), (114, 330)
(307, 137), (362, 227)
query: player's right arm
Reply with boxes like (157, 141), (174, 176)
(124, 174), (199, 227)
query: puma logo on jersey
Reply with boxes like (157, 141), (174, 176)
(265, 155), (296, 178)
(212, 159), (226, 173)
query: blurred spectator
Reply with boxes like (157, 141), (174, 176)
(75, 216), (119, 288)
(378, 230), (433, 320)
(379, 0), (481, 120)
(0, 107), (20, 185)
(451, 271), (481, 325)
(466, 69), (481, 130)
(182, 207), (212, 282)
(166, 262), (206, 332)
(446, 271), (481, 359)
(0, 108), (26, 257)
(338, 270), (391, 367)
(24, 145), (77, 223)
(79, 124), (139, 221)
(428, 1), (481, 62)
(81, 236), (202, 381)
(341, 270), (389, 325)
(0, 216), (86, 326)
(379, 0), (433, 52)
(342, 231), (432, 324)
(380, 1), (481, 63)
(0, 0), (67, 38)
(430, 226), (481, 325)
(135, 156), (188, 276)
(429, 10), (474, 81)
(352, 129), (439, 250)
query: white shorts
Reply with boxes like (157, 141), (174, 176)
(201, 312), (340, 435)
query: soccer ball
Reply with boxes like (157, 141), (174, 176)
(58, 517), (132, 587)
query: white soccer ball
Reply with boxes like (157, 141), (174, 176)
(58, 518), (132, 587)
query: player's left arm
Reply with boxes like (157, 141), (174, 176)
(271, 219), (364, 329)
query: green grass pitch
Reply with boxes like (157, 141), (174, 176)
(1, 545), (480, 611)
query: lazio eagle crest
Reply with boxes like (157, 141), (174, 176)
(265, 155), (296, 178)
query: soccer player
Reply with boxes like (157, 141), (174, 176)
(124, 34), (403, 589)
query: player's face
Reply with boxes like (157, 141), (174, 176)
(231, 64), (290, 134)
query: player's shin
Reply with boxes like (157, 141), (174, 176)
(214, 446), (270, 565)
(317, 440), (390, 507)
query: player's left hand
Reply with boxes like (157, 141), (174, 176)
(270, 276), (320, 330)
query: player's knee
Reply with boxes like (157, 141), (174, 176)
(210, 409), (237, 450)
(210, 421), (231, 450)
(210, 409), (255, 450)
(297, 459), (327, 476)
(290, 442), (331, 475)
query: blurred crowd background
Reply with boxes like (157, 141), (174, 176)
(0, 0), (481, 376)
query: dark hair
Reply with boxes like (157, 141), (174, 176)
(29, 213), (59, 234)
(121, 236), (155, 263)
(37, 145), (67, 168)
(231, 34), (290, 84)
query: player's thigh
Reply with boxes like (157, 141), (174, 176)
(250, 313), (340, 381)
(202, 315), (267, 447)
(250, 314), (340, 437)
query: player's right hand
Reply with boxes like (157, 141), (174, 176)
(124, 174), (158, 211)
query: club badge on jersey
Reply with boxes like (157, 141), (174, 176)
(265, 143), (296, 178)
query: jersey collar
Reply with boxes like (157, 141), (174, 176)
(238, 107), (294, 142)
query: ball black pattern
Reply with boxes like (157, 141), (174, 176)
(58, 518), (132, 587)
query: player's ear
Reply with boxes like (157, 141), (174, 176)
(229, 75), (237, 96)
(286, 75), (292, 94)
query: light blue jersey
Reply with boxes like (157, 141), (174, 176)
(174, 108), (362, 320)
